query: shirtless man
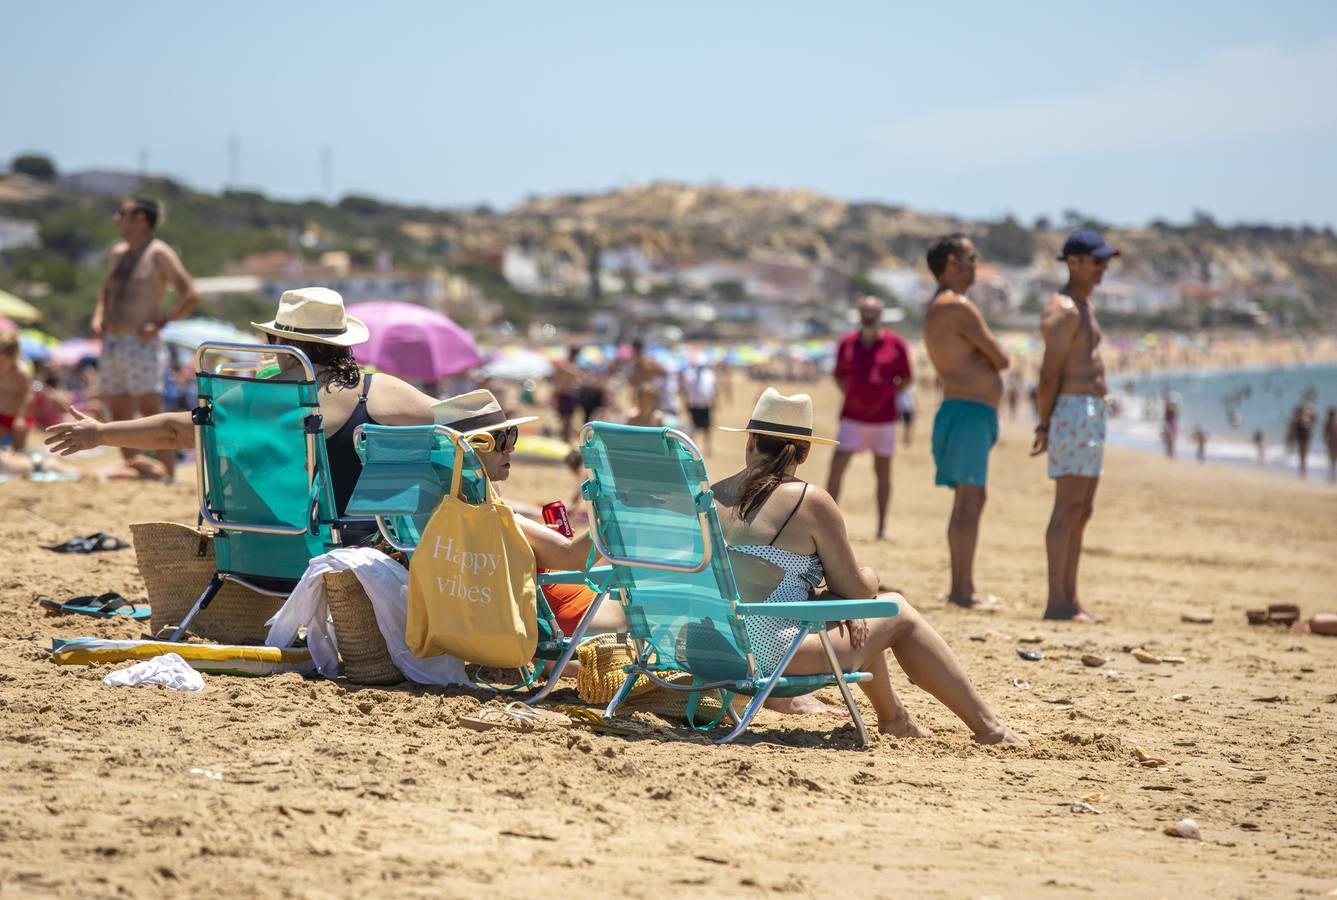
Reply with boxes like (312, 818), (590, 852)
(1030, 229), (1119, 623)
(923, 235), (1011, 610)
(551, 347), (584, 443)
(0, 333), (33, 450)
(90, 197), (198, 477)
(623, 339), (665, 408)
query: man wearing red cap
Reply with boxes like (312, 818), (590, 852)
(1030, 230), (1119, 623)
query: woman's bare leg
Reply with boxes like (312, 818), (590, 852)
(784, 594), (1023, 744)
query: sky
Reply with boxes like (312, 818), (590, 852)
(6, 0), (1336, 227)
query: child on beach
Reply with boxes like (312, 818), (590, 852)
(625, 383), (665, 428)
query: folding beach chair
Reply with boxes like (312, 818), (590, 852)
(345, 424), (610, 695)
(576, 422), (898, 746)
(166, 341), (353, 641)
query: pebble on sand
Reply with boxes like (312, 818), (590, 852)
(1164, 818), (1202, 840)
(1081, 654), (1106, 668)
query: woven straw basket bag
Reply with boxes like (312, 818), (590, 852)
(324, 568), (406, 685)
(130, 522), (284, 645)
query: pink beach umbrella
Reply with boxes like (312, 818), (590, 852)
(51, 337), (102, 367)
(345, 301), (483, 380)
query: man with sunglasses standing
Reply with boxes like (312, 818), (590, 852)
(90, 196), (199, 479)
(1030, 230), (1119, 623)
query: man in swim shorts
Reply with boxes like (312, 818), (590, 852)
(1030, 229), (1118, 623)
(91, 197), (198, 479)
(923, 235), (1011, 610)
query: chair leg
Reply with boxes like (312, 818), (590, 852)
(525, 592), (608, 707)
(604, 669), (641, 719)
(713, 628), (810, 745)
(168, 575), (224, 643)
(819, 629), (870, 747)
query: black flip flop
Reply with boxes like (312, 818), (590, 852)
(38, 592), (150, 620)
(40, 532), (128, 554)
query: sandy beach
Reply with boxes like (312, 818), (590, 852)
(2, 379), (1335, 899)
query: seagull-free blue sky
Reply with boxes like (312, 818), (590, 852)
(6, 1), (1335, 226)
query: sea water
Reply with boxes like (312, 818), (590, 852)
(1107, 362), (1337, 480)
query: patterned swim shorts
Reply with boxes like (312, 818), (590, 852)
(100, 334), (166, 397)
(1047, 394), (1107, 479)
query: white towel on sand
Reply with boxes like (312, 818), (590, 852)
(104, 653), (206, 691)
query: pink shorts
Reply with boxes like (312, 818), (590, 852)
(835, 418), (897, 456)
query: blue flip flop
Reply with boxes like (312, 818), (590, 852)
(38, 592), (150, 620)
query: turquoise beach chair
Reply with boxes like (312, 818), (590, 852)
(167, 342), (348, 640)
(345, 425), (610, 696)
(576, 422), (898, 746)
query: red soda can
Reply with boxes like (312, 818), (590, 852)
(542, 500), (573, 538)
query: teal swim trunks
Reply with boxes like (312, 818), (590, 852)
(932, 399), (999, 488)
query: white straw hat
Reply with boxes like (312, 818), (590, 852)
(251, 287), (369, 346)
(719, 387), (838, 445)
(432, 389), (538, 434)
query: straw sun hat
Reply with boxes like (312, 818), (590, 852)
(433, 389), (538, 434)
(251, 287), (369, 347)
(718, 387), (838, 445)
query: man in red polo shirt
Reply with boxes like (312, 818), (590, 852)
(827, 295), (913, 540)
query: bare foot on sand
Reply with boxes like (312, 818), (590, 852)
(947, 593), (1002, 612)
(973, 724), (1027, 746)
(1043, 605), (1103, 624)
(765, 695), (849, 717)
(878, 711), (933, 739)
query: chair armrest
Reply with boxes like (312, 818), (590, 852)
(736, 598), (899, 622)
(537, 565), (615, 587)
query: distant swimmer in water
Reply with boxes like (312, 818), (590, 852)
(1253, 429), (1266, 465)
(1161, 393), (1180, 459)
(1287, 403), (1316, 478)
(1192, 426), (1207, 462)
(1324, 407), (1337, 482)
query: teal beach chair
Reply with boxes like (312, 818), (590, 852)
(344, 425), (610, 696)
(168, 342), (346, 641)
(577, 422), (898, 746)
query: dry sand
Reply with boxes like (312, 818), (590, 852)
(2, 381), (1336, 899)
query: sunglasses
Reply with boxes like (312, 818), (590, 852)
(484, 425), (519, 453)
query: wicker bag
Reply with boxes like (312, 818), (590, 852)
(324, 568), (406, 685)
(130, 522), (283, 645)
(574, 634), (722, 721)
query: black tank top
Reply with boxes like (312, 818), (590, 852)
(325, 374), (379, 516)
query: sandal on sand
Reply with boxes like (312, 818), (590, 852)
(552, 704), (646, 736)
(38, 592), (150, 620)
(458, 702), (572, 732)
(41, 532), (129, 554)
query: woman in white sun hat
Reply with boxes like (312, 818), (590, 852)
(713, 387), (1024, 744)
(46, 287), (440, 523)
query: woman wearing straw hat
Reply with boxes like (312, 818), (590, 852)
(431, 389), (627, 635)
(45, 287), (440, 522)
(714, 388), (1023, 744)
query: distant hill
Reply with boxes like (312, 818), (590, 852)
(2, 171), (1334, 337)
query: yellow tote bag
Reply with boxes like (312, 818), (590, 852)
(406, 433), (538, 666)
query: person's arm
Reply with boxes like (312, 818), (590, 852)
(45, 408), (194, 456)
(368, 374), (438, 426)
(832, 338), (850, 393)
(954, 304), (1011, 372)
(1031, 297), (1079, 456)
(155, 244), (200, 326)
(518, 516), (594, 571)
(806, 489), (879, 599)
(90, 253), (115, 338)
(893, 336), (913, 389)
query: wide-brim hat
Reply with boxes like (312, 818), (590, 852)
(433, 389), (538, 435)
(251, 287), (369, 347)
(719, 387), (838, 445)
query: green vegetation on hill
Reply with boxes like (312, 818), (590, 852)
(3, 161), (1336, 338)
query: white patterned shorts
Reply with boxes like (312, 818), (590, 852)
(1048, 394), (1107, 479)
(100, 334), (166, 397)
